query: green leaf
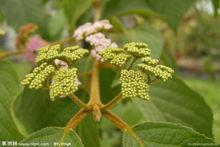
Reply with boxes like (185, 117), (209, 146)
(145, 0), (196, 30)
(13, 88), (78, 135)
(62, 0), (91, 28)
(102, 0), (196, 30)
(102, 0), (153, 18)
(133, 77), (213, 138)
(76, 114), (101, 147)
(109, 17), (126, 33)
(48, 10), (67, 38)
(100, 68), (120, 104)
(21, 127), (83, 147)
(124, 24), (163, 58)
(14, 87), (101, 146)
(160, 48), (176, 70)
(212, 0), (220, 17)
(0, 0), (44, 29)
(123, 122), (213, 147)
(0, 10), (5, 23)
(0, 60), (23, 140)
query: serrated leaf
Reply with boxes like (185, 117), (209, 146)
(124, 24), (163, 58)
(123, 122), (213, 147)
(0, 0), (43, 29)
(0, 60), (23, 140)
(100, 68), (120, 104)
(133, 77), (213, 138)
(76, 114), (101, 147)
(14, 88), (78, 135)
(14, 87), (101, 146)
(21, 127), (83, 147)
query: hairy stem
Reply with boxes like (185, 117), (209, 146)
(102, 92), (122, 110)
(88, 60), (102, 121)
(89, 61), (101, 105)
(60, 109), (88, 146)
(69, 94), (89, 110)
(66, 109), (88, 130)
(103, 110), (144, 147)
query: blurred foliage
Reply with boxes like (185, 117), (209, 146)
(0, 0), (44, 30)
(212, 0), (220, 16)
(185, 15), (220, 59)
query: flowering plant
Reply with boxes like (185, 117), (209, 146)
(0, 0), (216, 147)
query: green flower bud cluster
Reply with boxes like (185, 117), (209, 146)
(22, 44), (88, 100)
(99, 48), (124, 60)
(120, 69), (149, 100)
(99, 42), (174, 100)
(21, 63), (55, 89)
(99, 42), (151, 67)
(110, 53), (132, 67)
(49, 68), (78, 100)
(141, 57), (159, 65)
(138, 57), (174, 81)
(100, 41), (173, 80)
(59, 46), (89, 63)
(124, 42), (151, 57)
(99, 47), (131, 67)
(36, 44), (89, 65)
(36, 44), (61, 64)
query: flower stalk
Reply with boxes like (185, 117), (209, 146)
(88, 60), (103, 121)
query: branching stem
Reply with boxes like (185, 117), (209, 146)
(59, 109), (88, 147)
(102, 110), (144, 147)
(69, 94), (89, 110)
(61, 1), (143, 146)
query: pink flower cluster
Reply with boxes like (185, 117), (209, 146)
(73, 20), (112, 40)
(73, 20), (117, 61)
(25, 35), (48, 63)
(86, 33), (118, 61)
